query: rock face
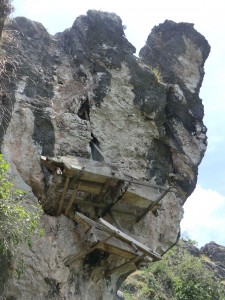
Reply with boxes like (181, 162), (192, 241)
(0, 11), (210, 300)
(201, 242), (225, 279)
(177, 241), (225, 281)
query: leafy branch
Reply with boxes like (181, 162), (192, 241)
(0, 155), (43, 256)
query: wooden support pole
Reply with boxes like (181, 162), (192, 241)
(101, 181), (128, 217)
(97, 178), (112, 202)
(119, 175), (174, 192)
(136, 189), (170, 223)
(90, 232), (116, 248)
(57, 176), (71, 216)
(65, 182), (80, 215)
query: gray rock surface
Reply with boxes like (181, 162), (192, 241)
(201, 242), (225, 279)
(0, 11), (210, 300)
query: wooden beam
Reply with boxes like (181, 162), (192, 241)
(64, 181), (80, 215)
(90, 231), (116, 248)
(40, 156), (57, 172)
(86, 226), (98, 246)
(71, 200), (137, 216)
(75, 213), (160, 260)
(57, 176), (71, 216)
(121, 177), (173, 191)
(136, 189), (170, 223)
(97, 178), (113, 202)
(101, 181), (127, 217)
(75, 212), (101, 229)
(42, 156), (174, 191)
(71, 179), (103, 195)
(106, 255), (145, 276)
(74, 198), (107, 208)
(98, 217), (161, 260)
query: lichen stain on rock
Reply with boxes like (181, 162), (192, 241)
(0, 10), (210, 300)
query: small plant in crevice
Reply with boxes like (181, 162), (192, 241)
(150, 66), (163, 83)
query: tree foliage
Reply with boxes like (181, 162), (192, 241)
(122, 240), (225, 300)
(0, 155), (42, 255)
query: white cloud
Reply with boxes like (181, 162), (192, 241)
(181, 185), (225, 247)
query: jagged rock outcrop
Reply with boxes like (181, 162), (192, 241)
(176, 241), (225, 281)
(0, 10), (210, 300)
(201, 241), (225, 279)
(121, 240), (225, 299)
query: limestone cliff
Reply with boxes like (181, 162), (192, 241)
(0, 10), (210, 300)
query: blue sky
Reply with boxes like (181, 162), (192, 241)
(12, 0), (225, 247)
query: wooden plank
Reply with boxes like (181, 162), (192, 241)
(73, 180), (103, 195)
(106, 255), (145, 276)
(75, 212), (101, 231)
(90, 231), (116, 249)
(75, 213), (138, 259)
(57, 176), (71, 216)
(40, 156), (58, 172)
(91, 229), (138, 259)
(69, 200), (138, 217)
(136, 189), (170, 223)
(74, 198), (107, 208)
(121, 183), (156, 208)
(75, 212), (161, 260)
(57, 156), (120, 181)
(125, 179), (174, 192)
(42, 156), (173, 191)
(98, 243), (136, 260)
(98, 217), (161, 260)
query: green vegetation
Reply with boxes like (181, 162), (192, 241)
(150, 66), (163, 83)
(0, 155), (42, 256)
(122, 240), (225, 300)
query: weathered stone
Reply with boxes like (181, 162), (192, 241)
(0, 11), (210, 300)
(201, 242), (225, 279)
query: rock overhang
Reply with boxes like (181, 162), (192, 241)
(0, 10), (210, 299)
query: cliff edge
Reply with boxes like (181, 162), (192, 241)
(0, 10), (210, 300)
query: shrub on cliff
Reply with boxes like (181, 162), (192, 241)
(0, 155), (42, 255)
(122, 240), (225, 300)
